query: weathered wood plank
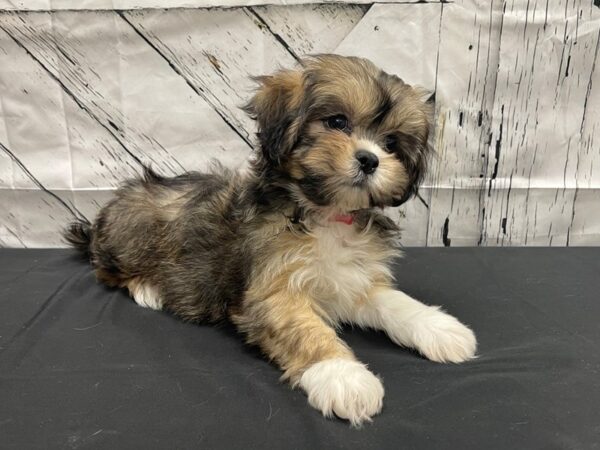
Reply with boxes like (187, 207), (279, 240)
(335, 3), (442, 91)
(0, 11), (251, 178)
(0, 0), (432, 12)
(0, 132), (97, 247)
(122, 8), (298, 146)
(482, 0), (600, 245)
(0, 23), (141, 190)
(426, 0), (504, 246)
(568, 25), (600, 245)
(251, 3), (368, 56)
(0, 186), (123, 247)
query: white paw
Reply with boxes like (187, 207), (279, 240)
(298, 358), (384, 427)
(129, 282), (163, 310)
(403, 307), (477, 363)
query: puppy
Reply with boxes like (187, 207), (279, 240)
(65, 54), (476, 426)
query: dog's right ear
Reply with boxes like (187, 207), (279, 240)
(243, 69), (306, 165)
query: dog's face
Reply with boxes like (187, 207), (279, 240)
(245, 55), (432, 212)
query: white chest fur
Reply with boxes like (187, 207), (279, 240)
(286, 222), (396, 322)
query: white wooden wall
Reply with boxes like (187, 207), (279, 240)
(0, 0), (598, 247)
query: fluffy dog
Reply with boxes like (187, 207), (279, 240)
(65, 54), (476, 426)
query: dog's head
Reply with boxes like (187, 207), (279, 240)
(244, 54), (433, 212)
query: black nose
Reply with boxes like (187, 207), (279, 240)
(355, 150), (379, 175)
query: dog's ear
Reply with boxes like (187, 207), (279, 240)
(243, 69), (306, 165)
(393, 88), (435, 206)
(409, 91), (435, 201)
(409, 91), (434, 193)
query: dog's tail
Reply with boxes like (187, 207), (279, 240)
(64, 217), (93, 260)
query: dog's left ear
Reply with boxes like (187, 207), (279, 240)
(243, 69), (306, 165)
(394, 88), (435, 206)
(424, 90), (436, 105)
(413, 91), (435, 188)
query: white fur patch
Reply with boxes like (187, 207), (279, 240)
(402, 306), (477, 363)
(129, 282), (163, 310)
(355, 289), (477, 363)
(298, 358), (384, 427)
(283, 223), (395, 323)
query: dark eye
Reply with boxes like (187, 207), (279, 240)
(325, 115), (349, 130)
(384, 135), (397, 152)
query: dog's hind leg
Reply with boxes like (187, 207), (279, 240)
(126, 277), (163, 310)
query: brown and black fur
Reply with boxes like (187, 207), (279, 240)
(65, 54), (435, 420)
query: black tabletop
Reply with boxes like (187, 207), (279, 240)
(1, 248), (599, 449)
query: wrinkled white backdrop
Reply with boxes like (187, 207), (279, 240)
(0, 0), (599, 247)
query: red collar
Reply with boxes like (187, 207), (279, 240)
(331, 213), (355, 225)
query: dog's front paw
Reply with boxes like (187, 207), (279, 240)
(403, 307), (477, 363)
(298, 358), (384, 427)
